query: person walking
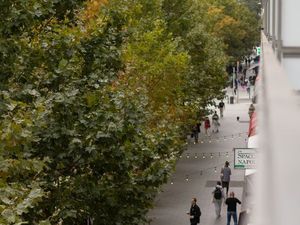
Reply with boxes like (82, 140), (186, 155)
(246, 80), (251, 99)
(187, 197), (201, 225)
(212, 111), (220, 133)
(248, 103), (255, 119)
(212, 181), (225, 218)
(192, 125), (199, 144)
(204, 117), (211, 135)
(220, 161), (231, 196)
(196, 122), (201, 134)
(225, 192), (241, 225)
(218, 100), (225, 117)
(234, 78), (238, 95)
(247, 58), (251, 67)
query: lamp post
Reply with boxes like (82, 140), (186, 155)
(236, 61), (239, 103)
(232, 67), (235, 98)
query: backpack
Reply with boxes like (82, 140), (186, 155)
(212, 114), (218, 120)
(214, 187), (222, 199)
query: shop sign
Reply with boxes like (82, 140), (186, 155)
(234, 148), (256, 169)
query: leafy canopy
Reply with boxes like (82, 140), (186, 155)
(0, 0), (260, 224)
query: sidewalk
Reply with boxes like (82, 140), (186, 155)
(227, 86), (254, 103)
(148, 95), (251, 225)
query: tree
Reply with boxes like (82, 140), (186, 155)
(0, 0), (260, 224)
(163, 0), (228, 116)
(241, 0), (262, 18)
(203, 0), (261, 60)
(1, 0), (186, 224)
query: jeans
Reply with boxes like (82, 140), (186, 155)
(213, 199), (222, 217)
(227, 211), (238, 225)
(194, 132), (198, 143)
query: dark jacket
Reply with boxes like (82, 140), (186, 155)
(196, 123), (201, 132)
(190, 203), (201, 224)
(225, 197), (241, 212)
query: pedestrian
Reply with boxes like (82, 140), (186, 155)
(218, 100), (225, 117)
(246, 81), (251, 98)
(196, 122), (201, 133)
(212, 111), (220, 133)
(235, 78), (238, 88)
(204, 117), (210, 135)
(225, 192), (241, 225)
(220, 161), (231, 196)
(187, 197), (201, 225)
(239, 77), (244, 89)
(243, 68), (246, 76)
(212, 181), (225, 218)
(248, 103), (255, 119)
(239, 64), (242, 73)
(192, 125), (199, 144)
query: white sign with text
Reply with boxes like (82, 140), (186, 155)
(234, 148), (256, 169)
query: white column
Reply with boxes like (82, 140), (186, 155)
(269, 0), (273, 39)
(280, 0), (300, 89)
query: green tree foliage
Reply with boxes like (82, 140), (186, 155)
(204, 0), (261, 60)
(163, 0), (227, 117)
(0, 0), (260, 224)
(241, 0), (262, 18)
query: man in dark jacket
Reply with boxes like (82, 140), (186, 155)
(187, 198), (201, 225)
(225, 192), (241, 225)
(218, 100), (225, 117)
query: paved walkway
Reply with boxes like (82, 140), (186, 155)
(148, 88), (251, 225)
